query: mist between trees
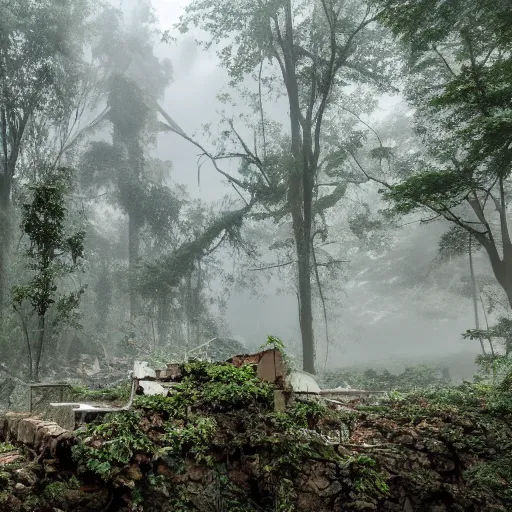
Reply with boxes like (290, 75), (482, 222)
(0, 0), (511, 381)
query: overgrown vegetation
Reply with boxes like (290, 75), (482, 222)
(2, 353), (512, 510)
(1, 0), (512, 508)
(322, 364), (452, 391)
(67, 359), (388, 510)
(12, 170), (85, 381)
(70, 382), (132, 403)
(0, 443), (15, 454)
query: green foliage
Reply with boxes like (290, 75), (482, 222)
(180, 360), (274, 410)
(69, 356), (394, 508)
(389, 384), (485, 411)
(260, 334), (285, 351)
(437, 226), (474, 262)
(465, 457), (512, 502)
(384, 169), (472, 215)
(73, 411), (154, 478)
(134, 393), (189, 420)
(314, 183), (348, 215)
(0, 443), (16, 454)
(383, 380), (512, 419)
(42, 478), (80, 501)
(138, 205), (251, 294)
(373, 374), (512, 504)
(348, 209), (384, 243)
(11, 359), (512, 510)
(286, 400), (328, 429)
(0, 0), (96, 128)
(12, 170), (85, 379)
(323, 364), (451, 391)
(472, 353), (512, 397)
(260, 334), (294, 373)
(375, 0), (512, 309)
(159, 416), (217, 465)
(71, 382), (131, 403)
(73, 359), (274, 483)
(348, 455), (390, 506)
(464, 317), (512, 356)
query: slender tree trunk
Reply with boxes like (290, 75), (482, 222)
(95, 264), (112, 333)
(502, 277), (512, 310)
(486, 250), (512, 310)
(157, 293), (170, 347)
(475, 234), (512, 310)
(478, 177), (512, 310)
(0, 106), (10, 322)
(127, 135), (144, 321)
(128, 213), (140, 321)
(186, 272), (193, 348)
(469, 234), (486, 355)
(111, 85), (144, 322)
(0, 176), (11, 323)
(283, 0), (315, 374)
(34, 315), (45, 382)
(16, 308), (33, 381)
(297, 239), (315, 373)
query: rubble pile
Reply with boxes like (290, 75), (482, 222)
(0, 352), (511, 511)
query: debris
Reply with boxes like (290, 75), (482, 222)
(133, 361), (157, 380)
(288, 371), (322, 394)
(137, 380), (166, 396)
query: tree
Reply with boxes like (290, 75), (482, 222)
(464, 316), (512, 359)
(374, 0), (512, 308)
(12, 170), (85, 381)
(80, 3), (173, 320)
(139, 202), (252, 294)
(138, 200), (254, 352)
(175, 0), (393, 373)
(0, 0), (98, 319)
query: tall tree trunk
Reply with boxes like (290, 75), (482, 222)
(505, 286), (512, 311)
(0, 106), (9, 321)
(0, 194), (9, 322)
(128, 213), (140, 321)
(497, 176), (512, 310)
(1, 106), (28, 325)
(127, 136), (144, 321)
(157, 293), (170, 347)
(474, 232), (512, 310)
(112, 134), (142, 322)
(283, 0), (315, 374)
(0, 160), (12, 324)
(95, 269), (111, 333)
(186, 272), (193, 348)
(469, 234), (486, 355)
(34, 315), (45, 382)
(16, 308), (33, 381)
(297, 238), (315, 373)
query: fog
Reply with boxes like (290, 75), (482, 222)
(1, 0), (508, 384)
(146, 0), (485, 367)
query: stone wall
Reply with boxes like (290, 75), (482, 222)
(0, 412), (74, 459)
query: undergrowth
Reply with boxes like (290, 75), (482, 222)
(71, 382), (131, 403)
(64, 347), (512, 511)
(71, 358), (388, 510)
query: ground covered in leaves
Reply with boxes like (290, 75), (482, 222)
(1, 360), (512, 511)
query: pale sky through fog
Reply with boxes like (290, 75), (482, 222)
(115, 0), (482, 368)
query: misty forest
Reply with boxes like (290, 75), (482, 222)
(0, 0), (512, 511)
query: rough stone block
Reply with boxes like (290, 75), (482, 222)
(257, 349), (285, 383)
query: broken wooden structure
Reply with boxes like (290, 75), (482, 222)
(1, 348), (382, 455)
